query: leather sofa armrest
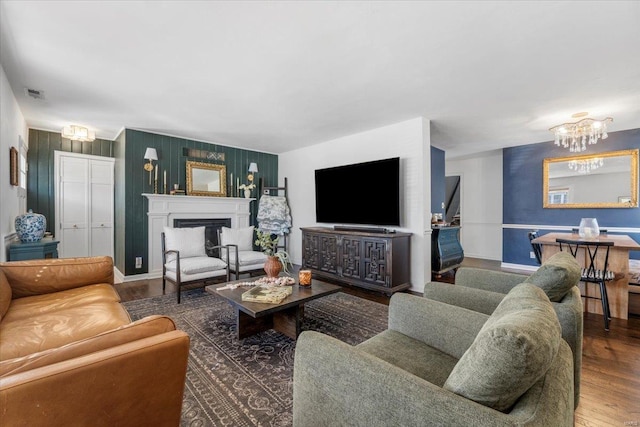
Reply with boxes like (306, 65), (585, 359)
(0, 330), (190, 427)
(388, 293), (489, 359)
(0, 256), (114, 298)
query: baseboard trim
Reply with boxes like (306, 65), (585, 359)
(116, 271), (163, 283)
(500, 262), (539, 273)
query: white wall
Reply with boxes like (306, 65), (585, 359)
(279, 117), (432, 292)
(0, 64), (28, 261)
(446, 149), (503, 261)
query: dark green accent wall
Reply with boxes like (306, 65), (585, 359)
(117, 129), (278, 276)
(26, 129), (114, 234)
(113, 130), (126, 273)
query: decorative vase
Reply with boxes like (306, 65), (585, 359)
(578, 218), (600, 239)
(244, 188), (251, 199)
(15, 210), (46, 243)
(264, 256), (282, 278)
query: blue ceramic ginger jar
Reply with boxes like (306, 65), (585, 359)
(15, 210), (46, 243)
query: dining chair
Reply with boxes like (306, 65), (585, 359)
(528, 231), (542, 265)
(556, 238), (615, 330)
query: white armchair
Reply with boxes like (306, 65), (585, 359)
(218, 226), (267, 280)
(162, 226), (230, 303)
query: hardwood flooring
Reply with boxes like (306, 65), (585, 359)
(115, 258), (640, 426)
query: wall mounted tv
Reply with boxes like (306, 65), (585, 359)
(315, 157), (400, 227)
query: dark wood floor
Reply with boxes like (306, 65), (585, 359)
(115, 258), (640, 426)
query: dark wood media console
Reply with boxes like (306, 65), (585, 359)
(301, 227), (411, 294)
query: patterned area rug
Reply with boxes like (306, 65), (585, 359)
(123, 289), (388, 426)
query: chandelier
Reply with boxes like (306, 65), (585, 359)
(568, 157), (604, 174)
(61, 125), (95, 142)
(549, 114), (612, 153)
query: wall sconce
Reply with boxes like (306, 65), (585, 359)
(143, 147), (158, 185)
(61, 125), (95, 142)
(247, 162), (258, 182)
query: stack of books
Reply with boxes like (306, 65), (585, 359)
(170, 189), (186, 195)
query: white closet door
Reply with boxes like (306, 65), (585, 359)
(90, 160), (114, 257)
(55, 151), (114, 259)
(58, 155), (89, 257)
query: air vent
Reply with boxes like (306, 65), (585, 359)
(24, 88), (45, 100)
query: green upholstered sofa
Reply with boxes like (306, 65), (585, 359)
(423, 252), (583, 408)
(293, 284), (574, 427)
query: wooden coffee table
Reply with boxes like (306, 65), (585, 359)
(206, 277), (341, 339)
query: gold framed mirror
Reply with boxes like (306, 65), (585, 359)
(186, 161), (227, 197)
(543, 149), (638, 208)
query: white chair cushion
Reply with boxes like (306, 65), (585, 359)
(222, 250), (267, 267)
(163, 226), (207, 262)
(165, 256), (227, 275)
(220, 226), (254, 251)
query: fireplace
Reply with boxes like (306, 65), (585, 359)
(143, 193), (253, 278)
(173, 218), (231, 257)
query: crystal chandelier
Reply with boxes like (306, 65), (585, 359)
(568, 157), (604, 174)
(549, 114), (612, 153)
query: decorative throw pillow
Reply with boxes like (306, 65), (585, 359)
(163, 226), (207, 263)
(220, 226), (254, 252)
(443, 283), (561, 412)
(525, 251), (581, 302)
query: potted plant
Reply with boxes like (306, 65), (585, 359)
(255, 229), (292, 277)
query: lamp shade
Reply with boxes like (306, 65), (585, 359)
(248, 162), (258, 173)
(144, 147), (158, 161)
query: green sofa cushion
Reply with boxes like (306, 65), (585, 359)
(443, 283), (561, 412)
(524, 252), (581, 302)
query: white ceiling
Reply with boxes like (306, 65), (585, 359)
(1, 1), (639, 158)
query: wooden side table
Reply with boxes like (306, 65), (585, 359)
(9, 238), (60, 261)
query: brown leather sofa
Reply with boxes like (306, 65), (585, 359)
(0, 256), (189, 427)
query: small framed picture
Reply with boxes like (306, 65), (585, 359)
(9, 146), (18, 186)
(618, 196), (631, 203)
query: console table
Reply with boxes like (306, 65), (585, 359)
(9, 238), (60, 261)
(301, 227), (411, 294)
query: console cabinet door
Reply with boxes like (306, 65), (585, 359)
(361, 238), (389, 287)
(339, 236), (362, 279)
(319, 234), (338, 274)
(302, 232), (320, 269)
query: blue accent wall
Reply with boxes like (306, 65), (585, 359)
(431, 146), (445, 216)
(503, 128), (640, 266)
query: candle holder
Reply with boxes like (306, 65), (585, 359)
(299, 270), (312, 286)
(154, 178), (158, 194)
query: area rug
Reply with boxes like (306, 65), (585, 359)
(123, 289), (388, 427)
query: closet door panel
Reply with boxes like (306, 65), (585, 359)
(58, 156), (89, 257)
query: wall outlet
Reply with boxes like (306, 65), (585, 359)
(441, 202), (445, 209)
(530, 251), (536, 259)
(135, 256), (142, 269)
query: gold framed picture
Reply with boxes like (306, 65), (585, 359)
(10, 146), (18, 186)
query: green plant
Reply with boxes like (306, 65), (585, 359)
(255, 229), (292, 273)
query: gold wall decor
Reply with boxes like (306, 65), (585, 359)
(186, 161), (227, 197)
(543, 149), (638, 208)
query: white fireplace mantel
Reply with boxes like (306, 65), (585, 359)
(143, 193), (254, 277)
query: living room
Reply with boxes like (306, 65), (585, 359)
(1, 1), (639, 426)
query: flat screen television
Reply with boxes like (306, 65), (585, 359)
(315, 157), (400, 227)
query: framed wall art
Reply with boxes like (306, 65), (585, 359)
(10, 146), (18, 186)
